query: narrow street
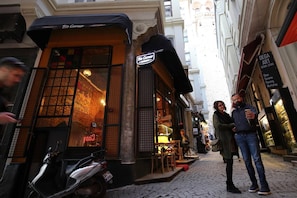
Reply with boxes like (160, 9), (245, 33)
(106, 151), (297, 198)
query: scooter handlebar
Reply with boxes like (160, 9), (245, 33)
(91, 149), (106, 159)
(54, 140), (62, 151)
(42, 141), (63, 163)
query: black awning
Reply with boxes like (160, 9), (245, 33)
(142, 34), (193, 94)
(236, 35), (264, 94)
(27, 13), (133, 50)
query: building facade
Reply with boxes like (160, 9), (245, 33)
(215, 0), (297, 155)
(0, 0), (194, 196)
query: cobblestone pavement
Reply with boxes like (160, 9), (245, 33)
(106, 151), (297, 198)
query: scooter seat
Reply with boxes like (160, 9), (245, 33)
(65, 156), (94, 176)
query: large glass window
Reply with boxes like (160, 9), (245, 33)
(156, 77), (173, 143)
(37, 46), (112, 147)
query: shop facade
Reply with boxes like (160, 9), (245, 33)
(234, 1), (297, 155)
(0, 8), (193, 198)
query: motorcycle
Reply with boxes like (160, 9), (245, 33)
(27, 141), (113, 198)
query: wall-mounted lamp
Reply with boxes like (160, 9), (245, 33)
(83, 69), (92, 77)
(100, 99), (106, 106)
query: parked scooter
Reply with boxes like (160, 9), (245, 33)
(27, 141), (113, 198)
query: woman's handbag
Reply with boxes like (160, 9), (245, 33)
(210, 139), (222, 152)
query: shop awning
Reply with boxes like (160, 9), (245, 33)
(236, 34), (264, 94)
(276, 0), (297, 47)
(27, 13), (133, 50)
(142, 34), (193, 94)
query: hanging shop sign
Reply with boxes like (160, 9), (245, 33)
(258, 51), (283, 89)
(136, 52), (155, 66)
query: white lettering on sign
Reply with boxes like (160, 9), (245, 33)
(136, 52), (155, 66)
(62, 24), (85, 29)
(258, 51), (283, 89)
(258, 53), (270, 61)
(262, 59), (270, 65)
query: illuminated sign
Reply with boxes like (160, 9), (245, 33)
(136, 52), (155, 66)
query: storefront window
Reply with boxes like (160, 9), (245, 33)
(69, 67), (107, 147)
(259, 114), (275, 147)
(156, 83), (173, 143)
(156, 94), (172, 142)
(37, 46), (112, 147)
(274, 99), (297, 153)
(251, 83), (263, 111)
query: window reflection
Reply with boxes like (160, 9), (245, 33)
(69, 68), (107, 147)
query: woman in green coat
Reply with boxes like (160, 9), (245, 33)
(213, 100), (241, 194)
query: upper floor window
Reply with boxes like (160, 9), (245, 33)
(164, 0), (173, 17)
(55, 0), (97, 3)
(185, 52), (191, 65)
(184, 30), (188, 43)
(75, 0), (95, 2)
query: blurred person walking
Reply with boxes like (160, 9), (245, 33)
(0, 57), (27, 125)
(180, 128), (190, 156)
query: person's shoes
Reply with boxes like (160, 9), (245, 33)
(248, 184), (259, 193)
(227, 186), (241, 194)
(227, 187), (241, 194)
(258, 189), (271, 195)
(226, 182), (241, 194)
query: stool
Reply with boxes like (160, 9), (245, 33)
(171, 140), (183, 160)
(151, 150), (167, 174)
(166, 152), (176, 171)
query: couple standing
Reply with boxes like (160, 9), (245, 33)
(212, 93), (271, 195)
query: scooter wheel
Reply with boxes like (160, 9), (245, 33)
(92, 176), (107, 198)
(74, 176), (107, 198)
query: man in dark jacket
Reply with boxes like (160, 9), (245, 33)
(231, 93), (271, 196)
(0, 57), (27, 125)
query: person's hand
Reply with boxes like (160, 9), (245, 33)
(245, 109), (255, 119)
(0, 112), (18, 124)
(232, 127), (236, 132)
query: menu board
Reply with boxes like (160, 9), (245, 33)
(258, 51), (283, 89)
